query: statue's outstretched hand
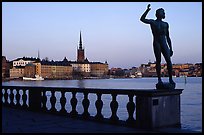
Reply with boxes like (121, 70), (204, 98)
(147, 4), (151, 11)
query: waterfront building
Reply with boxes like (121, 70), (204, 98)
(2, 56), (10, 78)
(172, 64), (182, 69)
(139, 62), (157, 77)
(24, 63), (36, 78)
(12, 57), (40, 67)
(70, 61), (91, 77)
(33, 61), (42, 76)
(179, 69), (189, 77)
(9, 57), (40, 79)
(181, 63), (193, 69)
(194, 63), (202, 76)
(172, 64), (182, 77)
(10, 66), (24, 79)
(40, 60), (73, 79)
(90, 61), (109, 77)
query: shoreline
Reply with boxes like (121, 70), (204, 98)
(2, 76), (202, 82)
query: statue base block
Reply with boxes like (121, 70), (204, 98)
(156, 82), (176, 90)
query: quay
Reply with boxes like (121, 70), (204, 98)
(2, 107), (198, 133)
(2, 107), (152, 133)
(1, 85), (199, 133)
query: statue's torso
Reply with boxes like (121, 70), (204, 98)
(150, 20), (168, 40)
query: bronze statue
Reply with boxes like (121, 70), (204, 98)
(140, 4), (175, 88)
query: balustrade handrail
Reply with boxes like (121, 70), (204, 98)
(2, 85), (183, 96)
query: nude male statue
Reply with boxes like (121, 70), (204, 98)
(140, 4), (175, 85)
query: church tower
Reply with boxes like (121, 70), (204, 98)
(77, 31), (85, 62)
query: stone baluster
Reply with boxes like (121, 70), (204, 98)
(4, 89), (9, 106)
(2, 89), (4, 103)
(42, 90), (47, 111)
(126, 94), (136, 124)
(50, 90), (57, 113)
(22, 89), (28, 109)
(16, 89), (21, 107)
(82, 92), (90, 119)
(9, 89), (15, 106)
(110, 93), (119, 122)
(60, 91), (67, 115)
(70, 91), (78, 117)
(95, 93), (104, 120)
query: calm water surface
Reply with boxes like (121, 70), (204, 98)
(2, 77), (202, 132)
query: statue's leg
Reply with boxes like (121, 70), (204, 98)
(153, 43), (162, 83)
(161, 44), (175, 84)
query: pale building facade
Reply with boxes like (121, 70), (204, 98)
(12, 57), (39, 67)
(71, 63), (91, 73)
(33, 62), (42, 76)
(90, 62), (109, 77)
(10, 67), (24, 79)
(41, 61), (73, 79)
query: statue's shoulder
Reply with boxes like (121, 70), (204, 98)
(149, 19), (157, 24)
(162, 21), (169, 27)
(163, 21), (169, 25)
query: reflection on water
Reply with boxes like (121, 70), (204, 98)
(2, 77), (202, 132)
(77, 80), (85, 88)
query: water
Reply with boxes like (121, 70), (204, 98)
(2, 77), (202, 132)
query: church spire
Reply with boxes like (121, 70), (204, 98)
(79, 31), (82, 50)
(37, 49), (40, 59)
(77, 31), (85, 62)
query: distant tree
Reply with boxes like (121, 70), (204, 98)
(115, 69), (125, 76)
(44, 57), (49, 61)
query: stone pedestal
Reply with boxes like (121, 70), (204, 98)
(156, 82), (176, 90)
(136, 89), (183, 129)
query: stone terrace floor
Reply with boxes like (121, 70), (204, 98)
(2, 107), (200, 133)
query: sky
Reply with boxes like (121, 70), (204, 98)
(2, 2), (202, 69)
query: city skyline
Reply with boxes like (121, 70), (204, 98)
(2, 2), (202, 68)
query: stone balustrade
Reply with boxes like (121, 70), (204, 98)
(2, 85), (183, 129)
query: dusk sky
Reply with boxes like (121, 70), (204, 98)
(2, 2), (202, 69)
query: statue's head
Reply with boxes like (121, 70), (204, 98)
(156, 8), (165, 19)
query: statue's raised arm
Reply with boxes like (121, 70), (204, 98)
(140, 4), (153, 24)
